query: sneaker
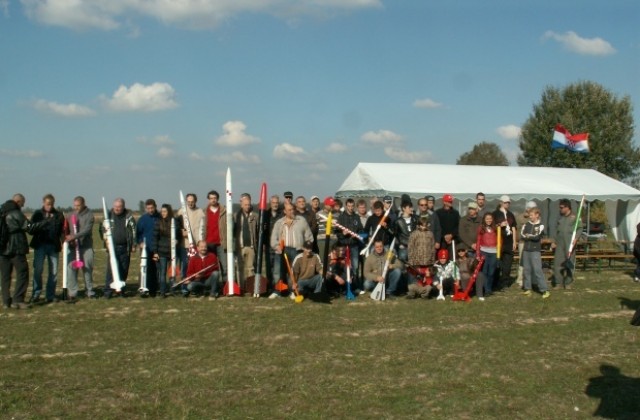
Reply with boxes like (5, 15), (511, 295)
(268, 292), (280, 299)
(208, 294), (218, 301)
(66, 296), (77, 305)
(564, 284), (572, 290)
(634, 277), (640, 282)
(289, 293), (296, 300)
(479, 297), (485, 302)
(523, 290), (532, 296)
(542, 291), (551, 299)
(12, 302), (32, 309)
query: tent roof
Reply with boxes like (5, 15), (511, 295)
(335, 163), (640, 202)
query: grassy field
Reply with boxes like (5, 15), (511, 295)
(1, 231), (640, 419)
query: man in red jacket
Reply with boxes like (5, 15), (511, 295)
(185, 240), (220, 299)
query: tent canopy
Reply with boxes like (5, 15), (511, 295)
(335, 163), (640, 241)
(336, 163), (640, 202)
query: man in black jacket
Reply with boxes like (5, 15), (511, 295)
(1, 194), (49, 309)
(29, 194), (65, 303)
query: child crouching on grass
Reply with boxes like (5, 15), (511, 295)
(455, 244), (485, 301)
(520, 207), (549, 299)
(433, 248), (457, 296)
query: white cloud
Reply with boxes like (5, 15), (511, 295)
(188, 152), (205, 161)
(1, 0), (9, 17)
(273, 142), (310, 162)
(543, 31), (616, 56)
(413, 98), (443, 109)
(22, 0), (120, 31)
(384, 147), (432, 163)
(21, 0), (382, 31)
(33, 99), (96, 117)
(103, 82), (178, 112)
(309, 162), (328, 171)
(210, 151), (261, 164)
(137, 135), (175, 146)
(130, 163), (157, 172)
(0, 149), (44, 158)
(214, 121), (260, 147)
(326, 142), (347, 153)
(156, 147), (175, 158)
(361, 129), (403, 145)
(496, 124), (521, 140)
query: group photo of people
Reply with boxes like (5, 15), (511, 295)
(1, 188), (590, 309)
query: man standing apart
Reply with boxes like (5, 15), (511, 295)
(29, 193), (65, 303)
(551, 198), (582, 289)
(65, 196), (96, 301)
(100, 198), (136, 298)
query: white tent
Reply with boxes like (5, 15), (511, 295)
(335, 163), (640, 241)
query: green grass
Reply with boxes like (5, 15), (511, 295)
(1, 230), (640, 418)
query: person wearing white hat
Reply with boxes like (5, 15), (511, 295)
(492, 195), (518, 290)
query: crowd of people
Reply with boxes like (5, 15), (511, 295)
(0, 190), (586, 309)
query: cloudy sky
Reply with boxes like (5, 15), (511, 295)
(1, 0), (638, 209)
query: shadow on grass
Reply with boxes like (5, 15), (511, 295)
(618, 297), (640, 311)
(585, 364), (640, 419)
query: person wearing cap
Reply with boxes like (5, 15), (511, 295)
(310, 196), (320, 215)
(424, 195), (442, 250)
(435, 194), (460, 255)
(515, 200), (538, 286)
(492, 195), (518, 290)
(316, 196), (339, 261)
(283, 191), (294, 206)
(459, 201), (481, 255)
(382, 195), (398, 227)
(291, 241), (325, 298)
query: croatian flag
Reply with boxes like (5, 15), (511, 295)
(552, 124), (590, 153)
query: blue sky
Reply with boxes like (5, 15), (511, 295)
(1, 0), (638, 209)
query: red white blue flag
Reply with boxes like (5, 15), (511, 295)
(552, 124), (590, 153)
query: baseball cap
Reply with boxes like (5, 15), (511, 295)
(284, 191), (293, 199)
(310, 195), (319, 201)
(467, 201), (479, 209)
(323, 196), (336, 207)
(383, 195), (393, 203)
(525, 200), (537, 209)
(443, 194), (454, 203)
(500, 195), (511, 203)
(303, 240), (314, 250)
(425, 195), (435, 201)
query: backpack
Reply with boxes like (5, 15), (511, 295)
(0, 209), (8, 250)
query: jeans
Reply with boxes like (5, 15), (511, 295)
(177, 245), (188, 278)
(157, 257), (170, 295)
(104, 245), (130, 295)
(363, 267), (402, 295)
(298, 274), (323, 294)
(481, 251), (497, 294)
(522, 251), (547, 292)
(32, 243), (59, 301)
(186, 271), (220, 296)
